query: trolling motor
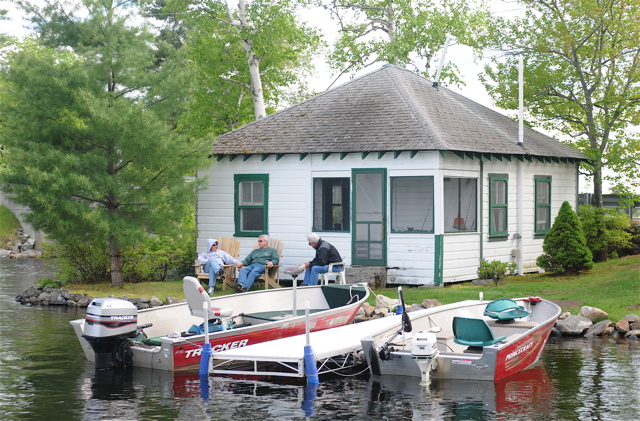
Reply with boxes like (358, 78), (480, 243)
(377, 287), (413, 361)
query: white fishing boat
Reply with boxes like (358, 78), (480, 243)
(70, 276), (369, 371)
(361, 290), (561, 383)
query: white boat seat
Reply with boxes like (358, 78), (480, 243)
(183, 276), (232, 320)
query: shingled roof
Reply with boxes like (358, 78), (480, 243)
(214, 64), (586, 161)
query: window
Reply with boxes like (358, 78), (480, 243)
(234, 174), (268, 236)
(535, 176), (552, 234)
(489, 174), (508, 236)
(391, 176), (434, 233)
(444, 177), (477, 233)
(313, 178), (350, 231)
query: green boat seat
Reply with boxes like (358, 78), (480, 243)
(452, 317), (506, 347)
(483, 298), (531, 321)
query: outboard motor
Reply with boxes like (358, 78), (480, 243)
(83, 298), (139, 370)
(412, 327), (441, 386)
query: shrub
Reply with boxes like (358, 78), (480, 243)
(477, 259), (518, 286)
(44, 230), (196, 284)
(43, 241), (111, 284)
(37, 277), (65, 289)
(619, 222), (640, 257)
(578, 205), (632, 262)
(537, 201), (593, 275)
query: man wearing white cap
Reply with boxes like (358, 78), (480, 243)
(303, 233), (343, 286)
(195, 238), (239, 294)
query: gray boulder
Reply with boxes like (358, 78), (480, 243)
(624, 330), (640, 339)
(408, 303), (424, 312)
(49, 290), (67, 305)
(579, 306), (608, 322)
(77, 296), (92, 307)
(584, 320), (613, 337)
(37, 291), (52, 304)
(556, 315), (592, 336)
(361, 302), (376, 317)
(149, 296), (164, 307)
(421, 298), (442, 309)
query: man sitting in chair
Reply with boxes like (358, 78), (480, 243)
(302, 233), (343, 286)
(232, 234), (279, 293)
(195, 238), (239, 295)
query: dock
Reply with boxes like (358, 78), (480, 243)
(210, 314), (405, 378)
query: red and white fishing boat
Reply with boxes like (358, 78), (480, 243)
(361, 292), (561, 383)
(70, 276), (369, 371)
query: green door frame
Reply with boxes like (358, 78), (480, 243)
(351, 168), (387, 266)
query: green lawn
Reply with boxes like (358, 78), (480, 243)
(0, 205), (21, 247)
(72, 254), (640, 322)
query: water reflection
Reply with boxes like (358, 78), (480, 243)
(1, 259), (639, 420)
(543, 336), (640, 421)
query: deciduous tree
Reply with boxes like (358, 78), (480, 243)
(317, 0), (491, 86)
(481, 0), (640, 207)
(164, 0), (323, 137)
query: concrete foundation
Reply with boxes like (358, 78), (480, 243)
(345, 266), (387, 288)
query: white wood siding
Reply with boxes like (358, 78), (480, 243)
(197, 152), (580, 286)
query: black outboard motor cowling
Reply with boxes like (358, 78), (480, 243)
(83, 298), (138, 369)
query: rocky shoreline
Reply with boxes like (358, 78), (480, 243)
(15, 285), (181, 309)
(15, 286), (640, 341)
(0, 228), (43, 259)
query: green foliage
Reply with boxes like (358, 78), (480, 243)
(43, 241), (111, 284)
(322, 0), (491, 84)
(624, 223), (640, 256)
(481, 0), (640, 205)
(578, 205), (632, 262)
(0, 1), (210, 287)
(537, 201), (593, 274)
(477, 259), (518, 286)
(164, 0), (323, 136)
(44, 222), (196, 284)
(37, 277), (66, 289)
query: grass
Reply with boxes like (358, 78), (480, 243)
(0, 205), (21, 247)
(70, 254), (640, 322)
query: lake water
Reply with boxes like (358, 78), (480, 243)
(1, 258), (638, 420)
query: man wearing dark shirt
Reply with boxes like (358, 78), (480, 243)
(302, 233), (343, 286)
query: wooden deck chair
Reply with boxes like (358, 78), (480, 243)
(250, 238), (285, 290)
(194, 237), (241, 291)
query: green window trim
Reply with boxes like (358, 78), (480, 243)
(489, 174), (508, 237)
(535, 175), (552, 234)
(234, 174), (269, 237)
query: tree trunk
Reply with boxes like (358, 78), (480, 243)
(109, 235), (124, 288)
(236, 0), (266, 121)
(246, 48), (266, 120)
(593, 167), (603, 208)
